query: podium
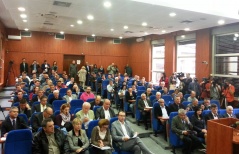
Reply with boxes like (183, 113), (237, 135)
(207, 118), (239, 154)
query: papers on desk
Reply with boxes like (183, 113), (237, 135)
(132, 133), (138, 138)
(145, 107), (153, 109)
(0, 137), (6, 141)
(91, 144), (111, 150)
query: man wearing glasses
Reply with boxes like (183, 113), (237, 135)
(111, 111), (154, 154)
(32, 96), (52, 113)
(32, 107), (54, 133)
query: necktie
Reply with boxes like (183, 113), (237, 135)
(13, 120), (16, 129)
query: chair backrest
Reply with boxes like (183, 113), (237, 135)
(102, 80), (109, 90)
(52, 100), (67, 111)
(186, 111), (195, 119)
(13, 102), (19, 107)
(74, 108), (82, 116)
(109, 117), (118, 129)
(70, 99), (84, 113)
(202, 110), (211, 117)
(137, 86), (146, 91)
(182, 101), (191, 108)
(234, 109), (239, 115)
(86, 98), (95, 103)
(149, 95), (156, 103)
(93, 106), (101, 115)
(169, 90), (175, 95)
(18, 114), (28, 125)
(152, 103), (161, 132)
(87, 120), (99, 138)
(183, 94), (190, 100)
(5, 129), (32, 154)
(151, 90), (157, 95)
(59, 88), (68, 96)
(32, 101), (40, 107)
(53, 110), (60, 116)
(137, 90), (145, 96)
(162, 95), (173, 105)
(47, 93), (54, 102)
(169, 112), (183, 147)
(23, 94), (29, 102)
(30, 112), (41, 126)
(135, 96), (142, 121)
(219, 109), (226, 116)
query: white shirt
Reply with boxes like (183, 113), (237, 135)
(68, 96), (72, 102)
(143, 100), (149, 107)
(160, 106), (169, 118)
(40, 104), (47, 112)
(119, 120), (129, 138)
(82, 113), (91, 129)
(103, 108), (111, 120)
(212, 112), (218, 119)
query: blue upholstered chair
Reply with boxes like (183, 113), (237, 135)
(5, 129), (32, 154)
(152, 103), (163, 136)
(87, 120), (99, 138)
(162, 95), (173, 106)
(52, 100), (67, 111)
(70, 99), (84, 113)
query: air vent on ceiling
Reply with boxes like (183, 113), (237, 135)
(125, 31), (133, 33)
(20, 31), (31, 37)
(86, 36), (95, 42)
(53, 1), (71, 7)
(113, 38), (121, 44)
(43, 23), (54, 25)
(41, 14), (57, 19)
(180, 20), (193, 24)
(55, 33), (65, 40)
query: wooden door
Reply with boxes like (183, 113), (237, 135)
(63, 55), (85, 82)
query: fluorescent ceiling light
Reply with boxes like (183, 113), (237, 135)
(144, 32), (148, 35)
(233, 37), (237, 41)
(70, 25), (74, 27)
(104, 1), (112, 8)
(169, 12), (176, 17)
(20, 14), (27, 18)
(184, 28), (190, 31)
(60, 31), (64, 34)
(18, 7), (25, 11)
(234, 33), (239, 37)
(87, 15), (94, 20)
(181, 35), (185, 38)
(123, 26), (128, 29)
(119, 36), (123, 39)
(77, 20), (83, 24)
(110, 29), (114, 31)
(162, 30), (166, 33)
(92, 34), (95, 37)
(142, 22), (147, 26)
(24, 28), (29, 31)
(218, 19), (225, 25)
(23, 20), (27, 22)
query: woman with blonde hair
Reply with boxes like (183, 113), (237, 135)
(78, 66), (87, 88)
(67, 118), (90, 154)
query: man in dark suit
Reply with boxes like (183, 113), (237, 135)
(20, 58), (29, 74)
(85, 62), (91, 86)
(95, 99), (116, 120)
(202, 98), (211, 110)
(41, 60), (50, 74)
(48, 90), (62, 105)
(169, 95), (185, 114)
(90, 95), (103, 110)
(205, 104), (222, 125)
(32, 107), (53, 132)
(171, 109), (202, 154)
(223, 105), (236, 118)
(111, 111), (154, 154)
(154, 98), (170, 140)
(30, 60), (40, 75)
(138, 93), (152, 130)
(1, 106), (28, 137)
(18, 99), (31, 118)
(32, 96), (52, 113)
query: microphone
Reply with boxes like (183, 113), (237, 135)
(231, 121), (239, 128)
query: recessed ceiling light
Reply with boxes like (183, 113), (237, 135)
(119, 36), (123, 39)
(92, 34), (95, 37)
(162, 30), (166, 33)
(77, 20), (83, 24)
(218, 20), (225, 25)
(142, 22), (147, 26)
(110, 29), (114, 31)
(184, 28), (190, 31)
(104, 1), (112, 8)
(234, 33), (239, 37)
(87, 15), (94, 20)
(169, 12), (176, 17)
(70, 25), (74, 27)
(18, 7), (25, 12)
(20, 14), (27, 18)
(144, 32), (148, 35)
(23, 20), (27, 22)
(233, 37), (237, 41)
(123, 26), (128, 29)
(60, 31), (64, 34)
(181, 35), (185, 38)
(24, 28), (29, 31)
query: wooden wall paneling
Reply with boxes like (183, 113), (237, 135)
(164, 34), (176, 78)
(196, 28), (212, 81)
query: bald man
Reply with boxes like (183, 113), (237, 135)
(95, 99), (116, 120)
(90, 95), (103, 110)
